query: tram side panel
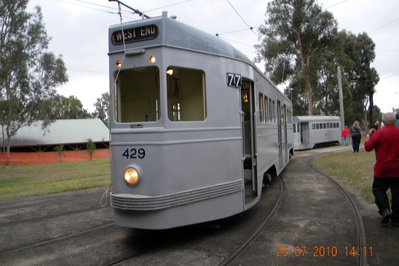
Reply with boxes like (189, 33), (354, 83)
(253, 76), (279, 184)
(252, 71), (293, 196)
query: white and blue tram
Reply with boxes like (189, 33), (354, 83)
(293, 116), (341, 150)
(108, 14), (293, 229)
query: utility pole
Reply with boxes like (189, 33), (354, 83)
(337, 66), (345, 143)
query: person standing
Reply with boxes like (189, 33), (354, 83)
(341, 126), (349, 146)
(350, 121), (361, 152)
(364, 112), (399, 225)
(372, 120), (380, 130)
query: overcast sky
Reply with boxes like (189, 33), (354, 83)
(27, 0), (399, 113)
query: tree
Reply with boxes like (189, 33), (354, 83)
(51, 95), (91, 119)
(256, 0), (338, 115)
(86, 138), (96, 160)
(256, 0), (379, 125)
(0, 0), (68, 161)
(93, 92), (109, 128)
(371, 105), (382, 125)
(340, 31), (379, 128)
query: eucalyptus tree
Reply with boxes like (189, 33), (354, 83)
(51, 95), (91, 119)
(256, 0), (338, 115)
(93, 92), (110, 128)
(340, 31), (379, 128)
(0, 0), (67, 160)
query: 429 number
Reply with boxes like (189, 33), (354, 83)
(122, 148), (145, 159)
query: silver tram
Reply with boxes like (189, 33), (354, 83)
(293, 116), (341, 150)
(108, 14), (293, 229)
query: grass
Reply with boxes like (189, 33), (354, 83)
(0, 149), (377, 203)
(0, 159), (110, 199)
(312, 149), (376, 203)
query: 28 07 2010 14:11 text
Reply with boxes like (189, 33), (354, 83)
(275, 245), (373, 257)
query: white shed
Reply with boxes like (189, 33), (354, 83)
(2, 119), (109, 151)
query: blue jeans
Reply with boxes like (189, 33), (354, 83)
(351, 135), (361, 152)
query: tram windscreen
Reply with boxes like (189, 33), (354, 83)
(115, 66), (160, 122)
(166, 67), (206, 121)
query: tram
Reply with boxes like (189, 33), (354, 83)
(108, 13), (293, 229)
(293, 116), (341, 150)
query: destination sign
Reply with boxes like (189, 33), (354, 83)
(111, 24), (158, 45)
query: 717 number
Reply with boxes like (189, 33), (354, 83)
(122, 148), (145, 159)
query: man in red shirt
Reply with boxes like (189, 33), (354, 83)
(365, 112), (399, 225)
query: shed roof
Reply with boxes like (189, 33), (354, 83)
(2, 119), (109, 147)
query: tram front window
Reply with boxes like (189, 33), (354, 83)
(166, 66), (206, 121)
(115, 66), (160, 123)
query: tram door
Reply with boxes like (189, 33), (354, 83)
(300, 122), (309, 146)
(241, 80), (258, 198)
(283, 105), (288, 163)
(277, 101), (283, 168)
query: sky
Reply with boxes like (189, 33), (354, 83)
(27, 0), (399, 113)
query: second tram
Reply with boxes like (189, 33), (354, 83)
(293, 116), (341, 150)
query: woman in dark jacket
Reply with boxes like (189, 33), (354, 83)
(350, 121), (362, 152)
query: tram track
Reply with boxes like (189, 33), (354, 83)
(0, 199), (112, 255)
(216, 149), (368, 266)
(1, 181), (285, 265)
(218, 175), (286, 266)
(309, 158), (368, 266)
(0, 188), (106, 225)
(98, 174), (287, 266)
(0, 205), (106, 227)
(0, 222), (114, 257)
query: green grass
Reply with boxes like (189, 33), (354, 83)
(0, 159), (110, 199)
(0, 150), (378, 203)
(312, 149), (375, 203)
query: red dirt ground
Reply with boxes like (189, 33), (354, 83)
(0, 149), (110, 165)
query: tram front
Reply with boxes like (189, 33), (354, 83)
(108, 16), (244, 229)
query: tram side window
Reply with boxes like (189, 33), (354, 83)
(287, 109), (292, 123)
(272, 100), (276, 122)
(259, 93), (264, 122)
(269, 98), (273, 122)
(115, 66), (160, 123)
(282, 105), (285, 123)
(166, 67), (206, 121)
(263, 95), (269, 122)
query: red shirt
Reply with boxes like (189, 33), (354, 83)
(342, 128), (349, 137)
(364, 125), (399, 178)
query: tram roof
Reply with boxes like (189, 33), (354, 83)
(293, 116), (340, 123)
(108, 15), (253, 65)
(2, 119), (109, 148)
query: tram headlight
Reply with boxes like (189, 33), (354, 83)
(149, 55), (156, 63)
(124, 167), (140, 186)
